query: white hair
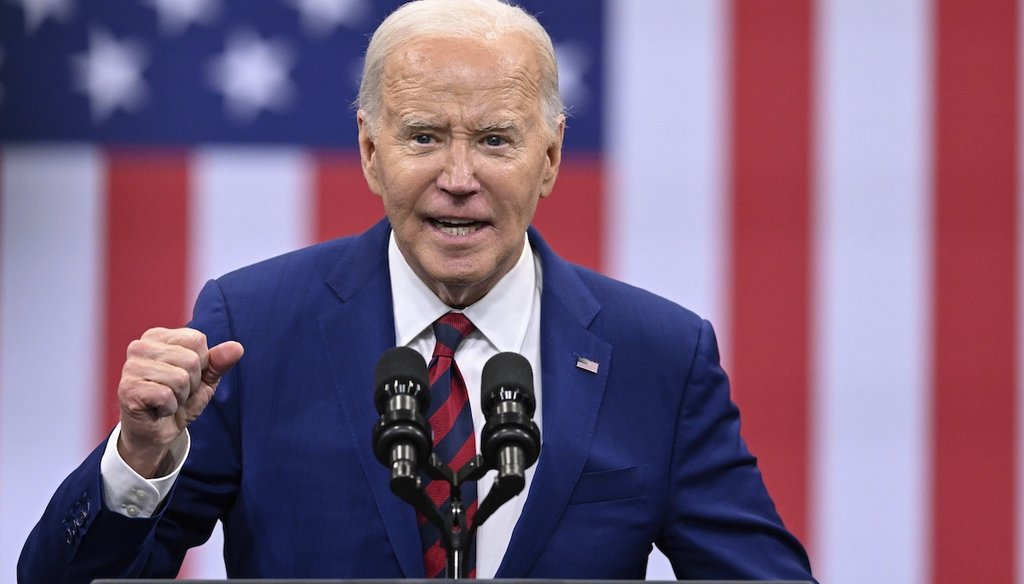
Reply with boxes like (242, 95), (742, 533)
(357, 0), (564, 135)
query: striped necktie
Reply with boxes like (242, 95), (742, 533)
(421, 312), (477, 578)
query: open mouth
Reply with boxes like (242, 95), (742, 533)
(430, 218), (485, 236)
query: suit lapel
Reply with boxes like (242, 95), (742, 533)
(496, 229), (611, 577)
(317, 220), (425, 578)
(315, 223), (610, 577)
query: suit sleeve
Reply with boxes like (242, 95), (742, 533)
(18, 279), (240, 583)
(657, 319), (816, 582)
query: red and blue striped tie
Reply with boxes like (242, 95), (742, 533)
(421, 312), (477, 578)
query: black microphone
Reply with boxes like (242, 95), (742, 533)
(372, 347), (431, 485)
(480, 352), (541, 484)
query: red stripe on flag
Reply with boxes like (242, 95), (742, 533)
(102, 151), (190, 436)
(932, 1), (1019, 581)
(532, 154), (603, 272)
(728, 0), (814, 546)
(314, 151), (384, 242)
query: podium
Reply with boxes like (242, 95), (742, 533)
(96, 573), (815, 577)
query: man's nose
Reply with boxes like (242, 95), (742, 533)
(437, 141), (481, 196)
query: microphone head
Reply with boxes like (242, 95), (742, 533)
(374, 347), (429, 413)
(481, 352), (535, 416)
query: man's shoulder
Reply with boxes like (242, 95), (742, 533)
(529, 227), (706, 334)
(550, 261), (713, 378)
(215, 220), (388, 290)
(217, 237), (347, 284)
(569, 263), (705, 327)
(540, 242), (700, 317)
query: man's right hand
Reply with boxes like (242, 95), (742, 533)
(116, 327), (244, 478)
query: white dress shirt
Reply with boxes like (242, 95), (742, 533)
(100, 230), (544, 578)
(389, 232), (543, 578)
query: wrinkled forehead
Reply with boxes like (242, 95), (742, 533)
(381, 34), (545, 102)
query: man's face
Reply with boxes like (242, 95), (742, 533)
(358, 34), (563, 307)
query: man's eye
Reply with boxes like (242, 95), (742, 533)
(413, 134), (433, 144)
(483, 135), (507, 147)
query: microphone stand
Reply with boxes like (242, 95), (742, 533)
(375, 350), (539, 579)
(437, 454), (478, 579)
(386, 451), (529, 579)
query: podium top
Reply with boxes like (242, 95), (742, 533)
(94, 580), (813, 583)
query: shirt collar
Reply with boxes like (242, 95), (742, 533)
(389, 231), (536, 353)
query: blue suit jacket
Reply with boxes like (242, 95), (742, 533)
(20, 220), (813, 582)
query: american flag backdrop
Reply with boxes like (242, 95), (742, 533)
(0, 0), (1021, 582)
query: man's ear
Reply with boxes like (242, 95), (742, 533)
(539, 115), (565, 199)
(357, 110), (382, 196)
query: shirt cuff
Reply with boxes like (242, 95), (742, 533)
(100, 422), (190, 518)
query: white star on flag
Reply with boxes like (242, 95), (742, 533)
(286, 0), (370, 38)
(144, 0), (220, 36)
(555, 41), (591, 113)
(207, 29), (296, 122)
(10, 0), (75, 34)
(71, 28), (148, 123)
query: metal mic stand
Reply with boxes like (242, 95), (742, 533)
(386, 451), (529, 579)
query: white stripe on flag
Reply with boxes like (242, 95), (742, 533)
(812, 1), (931, 583)
(0, 146), (105, 576)
(188, 147), (315, 302)
(605, 0), (728, 578)
(605, 0), (729, 331)
(185, 147), (315, 578)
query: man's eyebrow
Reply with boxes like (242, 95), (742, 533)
(476, 120), (519, 133)
(399, 117), (442, 131)
(396, 117), (520, 133)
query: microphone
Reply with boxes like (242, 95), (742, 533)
(480, 352), (541, 485)
(372, 347), (431, 485)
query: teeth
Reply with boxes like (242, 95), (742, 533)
(440, 224), (478, 236)
(434, 219), (480, 236)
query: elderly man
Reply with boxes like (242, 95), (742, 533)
(20, 0), (814, 581)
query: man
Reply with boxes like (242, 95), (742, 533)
(20, 0), (814, 581)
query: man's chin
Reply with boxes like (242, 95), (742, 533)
(425, 269), (497, 307)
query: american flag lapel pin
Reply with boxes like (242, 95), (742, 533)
(575, 355), (599, 374)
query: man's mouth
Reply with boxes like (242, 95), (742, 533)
(430, 218), (484, 236)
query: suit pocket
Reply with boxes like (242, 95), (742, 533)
(568, 465), (649, 505)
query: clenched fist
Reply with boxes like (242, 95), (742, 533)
(116, 327), (244, 478)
